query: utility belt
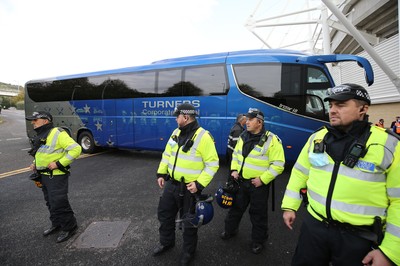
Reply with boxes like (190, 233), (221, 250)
(170, 179), (187, 186)
(36, 168), (54, 177)
(239, 177), (251, 182)
(37, 167), (69, 177)
(309, 205), (383, 245)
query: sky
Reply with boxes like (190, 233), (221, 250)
(0, 0), (322, 86)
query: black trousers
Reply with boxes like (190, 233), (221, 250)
(224, 180), (270, 244)
(40, 174), (77, 231)
(292, 211), (373, 266)
(157, 180), (198, 254)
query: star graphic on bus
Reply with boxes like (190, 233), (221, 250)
(94, 120), (103, 131)
(83, 104), (91, 114)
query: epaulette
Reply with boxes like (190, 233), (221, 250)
(385, 128), (400, 141)
(207, 131), (215, 142)
(313, 125), (327, 134)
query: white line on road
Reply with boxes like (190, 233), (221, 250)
(6, 137), (23, 141)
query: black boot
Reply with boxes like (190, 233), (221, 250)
(152, 243), (175, 256)
(180, 252), (194, 266)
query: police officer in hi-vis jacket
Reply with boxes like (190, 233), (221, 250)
(282, 83), (400, 266)
(153, 103), (219, 266)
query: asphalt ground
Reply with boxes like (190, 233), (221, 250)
(0, 149), (304, 266)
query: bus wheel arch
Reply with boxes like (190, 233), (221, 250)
(78, 130), (96, 154)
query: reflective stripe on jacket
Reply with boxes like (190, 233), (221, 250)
(227, 122), (244, 151)
(34, 128), (82, 175)
(231, 131), (285, 185)
(281, 126), (400, 265)
(157, 127), (219, 187)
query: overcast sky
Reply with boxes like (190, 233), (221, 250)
(0, 0), (321, 86)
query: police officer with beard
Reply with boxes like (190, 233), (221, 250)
(282, 84), (400, 265)
(153, 103), (219, 266)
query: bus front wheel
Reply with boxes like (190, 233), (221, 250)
(78, 131), (95, 154)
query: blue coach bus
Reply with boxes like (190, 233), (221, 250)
(24, 49), (374, 162)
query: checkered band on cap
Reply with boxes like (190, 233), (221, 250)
(173, 103), (198, 116)
(179, 109), (196, 115)
(246, 108), (264, 121)
(25, 111), (53, 122)
(324, 83), (371, 105)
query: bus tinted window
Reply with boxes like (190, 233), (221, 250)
(72, 77), (104, 100)
(184, 65), (228, 96)
(308, 67), (329, 83)
(102, 72), (156, 99)
(158, 69), (182, 95)
(27, 79), (84, 102)
(234, 63), (282, 99)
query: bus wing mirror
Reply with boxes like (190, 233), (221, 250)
(297, 54), (374, 86)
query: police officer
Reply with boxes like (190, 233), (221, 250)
(153, 103), (219, 266)
(26, 111), (82, 243)
(226, 113), (246, 166)
(282, 83), (400, 266)
(220, 108), (285, 254)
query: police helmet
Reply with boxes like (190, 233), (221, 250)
(182, 195), (214, 228)
(215, 186), (235, 209)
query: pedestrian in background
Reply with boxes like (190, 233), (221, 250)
(392, 116), (400, 135)
(282, 83), (400, 266)
(375, 118), (384, 128)
(153, 103), (219, 266)
(390, 115), (400, 128)
(26, 111), (81, 243)
(220, 108), (285, 254)
(226, 113), (246, 166)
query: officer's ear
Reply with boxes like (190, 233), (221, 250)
(359, 105), (368, 115)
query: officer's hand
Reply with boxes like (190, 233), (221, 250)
(30, 164), (36, 171)
(231, 171), (239, 180)
(186, 182), (197, 193)
(157, 177), (165, 189)
(283, 210), (296, 230)
(362, 249), (392, 266)
(251, 177), (263, 187)
(47, 162), (58, 170)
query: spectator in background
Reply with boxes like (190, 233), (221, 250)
(390, 116), (400, 129)
(393, 116), (400, 136)
(375, 118), (384, 128)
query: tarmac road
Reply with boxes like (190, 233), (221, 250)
(0, 110), (304, 266)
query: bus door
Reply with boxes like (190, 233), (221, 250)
(133, 98), (169, 150)
(115, 99), (135, 148)
(100, 99), (117, 149)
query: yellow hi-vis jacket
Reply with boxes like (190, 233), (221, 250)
(157, 127), (219, 187)
(281, 126), (400, 265)
(34, 128), (82, 175)
(231, 130), (285, 185)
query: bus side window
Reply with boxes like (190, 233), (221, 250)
(184, 65), (228, 96)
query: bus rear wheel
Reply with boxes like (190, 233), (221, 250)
(78, 131), (95, 154)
